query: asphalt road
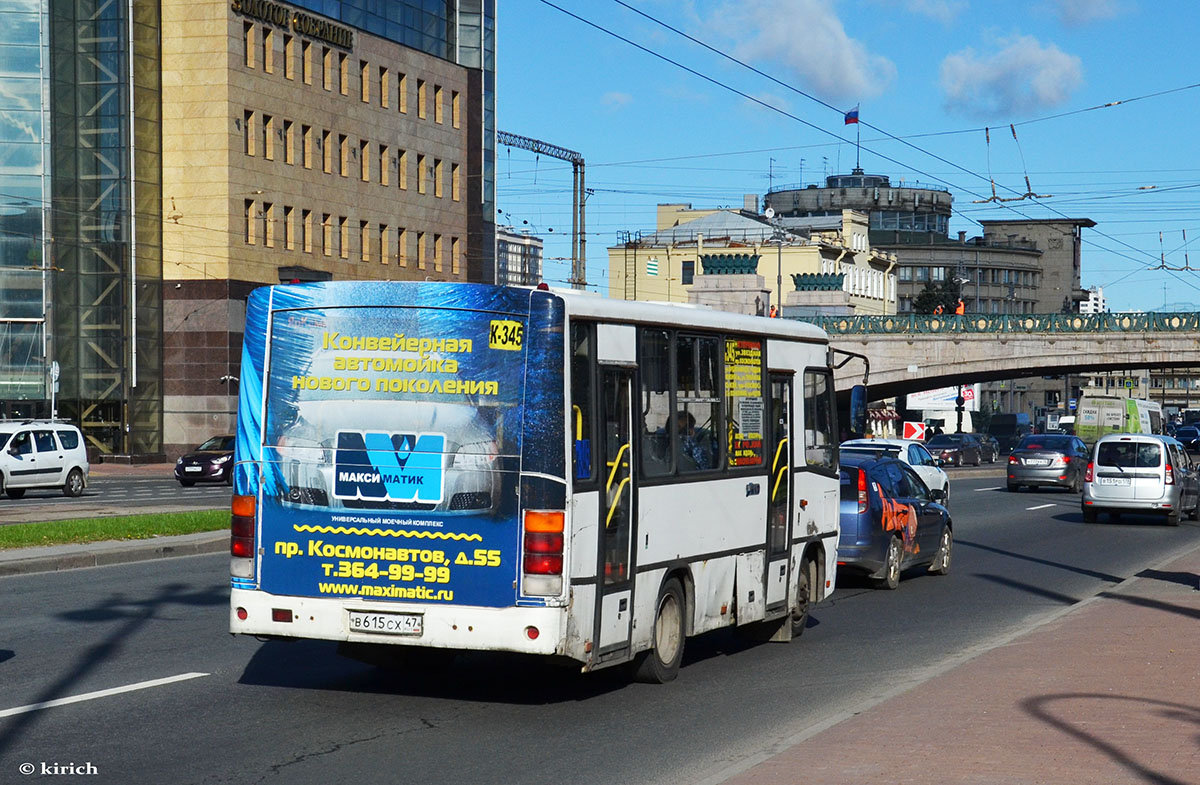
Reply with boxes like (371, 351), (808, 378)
(1, 477), (229, 525)
(1, 469), (1197, 785)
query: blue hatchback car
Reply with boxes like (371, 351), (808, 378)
(838, 453), (953, 589)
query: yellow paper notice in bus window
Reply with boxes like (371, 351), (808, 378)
(489, 320), (524, 351)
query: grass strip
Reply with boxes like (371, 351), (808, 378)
(0, 509), (227, 550)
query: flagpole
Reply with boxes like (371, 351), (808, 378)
(856, 115), (861, 170)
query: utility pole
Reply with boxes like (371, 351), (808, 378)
(498, 131), (586, 289)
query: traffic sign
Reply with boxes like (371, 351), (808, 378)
(902, 421), (927, 441)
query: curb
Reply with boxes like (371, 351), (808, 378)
(0, 531), (228, 578)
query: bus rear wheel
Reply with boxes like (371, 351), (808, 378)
(791, 555), (815, 638)
(633, 578), (685, 683)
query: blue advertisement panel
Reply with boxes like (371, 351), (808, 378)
(240, 282), (561, 608)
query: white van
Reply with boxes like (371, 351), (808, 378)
(0, 421), (90, 498)
(1082, 433), (1200, 525)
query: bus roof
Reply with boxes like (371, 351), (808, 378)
(558, 291), (828, 343)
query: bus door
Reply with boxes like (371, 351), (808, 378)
(596, 367), (635, 656)
(765, 373), (793, 611)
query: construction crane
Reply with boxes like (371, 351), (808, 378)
(498, 130), (587, 289)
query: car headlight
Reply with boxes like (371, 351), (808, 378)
(176, 457), (183, 465)
(452, 442), (496, 469)
(214, 454), (233, 464)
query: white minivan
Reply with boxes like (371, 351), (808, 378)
(1082, 433), (1200, 525)
(0, 421), (90, 498)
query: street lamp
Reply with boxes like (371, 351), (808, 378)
(765, 207), (785, 315)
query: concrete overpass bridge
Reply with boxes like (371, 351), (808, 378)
(802, 312), (1200, 400)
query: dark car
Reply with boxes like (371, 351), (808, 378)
(978, 434), (1001, 463)
(175, 434), (235, 486)
(925, 433), (983, 467)
(1006, 433), (1090, 492)
(1174, 426), (1200, 453)
(837, 453), (953, 590)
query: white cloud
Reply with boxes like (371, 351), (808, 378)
(705, 0), (896, 103)
(901, 0), (966, 25)
(601, 91), (633, 110)
(939, 35), (1083, 118)
(1052, 0), (1123, 25)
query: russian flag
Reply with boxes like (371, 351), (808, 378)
(844, 105), (859, 125)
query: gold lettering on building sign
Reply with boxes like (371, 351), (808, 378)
(231, 0), (354, 50)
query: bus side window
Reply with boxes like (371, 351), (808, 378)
(570, 322), (594, 482)
(641, 329), (672, 477)
(803, 370), (836, 470)
(675, 334), (720, 472)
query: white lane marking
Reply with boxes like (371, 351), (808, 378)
(0, 672), (209, 718)
(1026, 503), (1057, 511)
(975, 486), (1003, 491)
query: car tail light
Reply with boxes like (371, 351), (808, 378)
(1165, 464), (1175, 485)
(1051, 456), (1069, 467)
(857, 468), (869, 514)
(1008, 455), (1018, 465)
(1085, 462), (1094, 482)
(523, 510), (564, 596)
(230, 494), (256, 574)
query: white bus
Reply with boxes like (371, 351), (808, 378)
(229, 281), (863, 682)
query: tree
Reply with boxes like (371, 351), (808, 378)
(912, 278), (963, 314)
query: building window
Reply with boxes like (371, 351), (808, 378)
(915, 266), (929, 281)
(434, 159), (443, 198)
(360, 140), (369, 182)
(379, 67), (389, 108)
(339, 134), (349, 177)
(263, 202), (275, 248)
(398, 150), (408, 190)
(244, 23), (255, 69)
(931, 266), (945, 281)
(417, 155), (427, 194)
(322, 130), (332, 173)
(360, 60), (369, 103)
(681, 260), (695, 285)
(322, 47), (332, 91)
(417, 79), (427, 119)
(451, 163), (460, 201)
(301, 209), (312, 253)
(283, 120), (294, 164)
(898, 265), (912, 281)
(398, 227), (408, 267)
(321, 213), (332, 256)
(302, 125), (312, 169)
(434, 85), (444, 123)
(380, 145), (390, 186)
(417, 231), (427, 269)
(301, 41), (312, 84)
(380, 225), (391, 265)
(339, 216), (349, 259)
(360, 221), (370, 262)
(452, 236), (461, 276)
(338, 52), (348, 95)
(263, 28), (274, 73)
(245, 200), (256, 244)
(452, 90), (461, 129)
(434, 234), (443, 272)
(262, 114), (274, 160)
(284, 206), (294, 250)
(283, 35), (294, 79)
(398, 72), (407, 113)
(243, 110), (254, 155)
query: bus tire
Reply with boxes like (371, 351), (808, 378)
(791, 555), (816, 638)
(633, 578), (686, 683)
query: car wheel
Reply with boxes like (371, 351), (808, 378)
(179, 479), (196, 488)
(633, 578), (686, 683)
(955, 454), (963, 467)
(1189, 502), (1200, 522)
(874, 537), (902, 590)
(941, 483), (950, 508)
(225, 467), (234, 486)
(1082, 506), (1097, 523)
(6, 487), (26, 499)
(63, 468), (84, 498)
(1166, 508), (1181, 527)
(929, 526), (952, 575)
(790, 554), (815, 638)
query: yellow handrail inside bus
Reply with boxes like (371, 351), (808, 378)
(772, 464), (789, 502)
(771, 437), (788, 474)
(606, 442), (630, 491)
(606, 476), (631, 528)
(572, 405), (582, 439)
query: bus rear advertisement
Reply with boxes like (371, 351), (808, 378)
(229, 281), (856, 681)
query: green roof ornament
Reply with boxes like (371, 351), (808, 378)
(791, 273), (845, 291)
(699, 253), (760, 275)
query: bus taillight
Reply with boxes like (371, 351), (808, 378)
(231, 494), (257, 574)
(522, 510), (565, 596)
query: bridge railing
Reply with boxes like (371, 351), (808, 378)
(797, 312), (1200, 335)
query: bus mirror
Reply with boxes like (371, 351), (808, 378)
(850, 385), (868, 436)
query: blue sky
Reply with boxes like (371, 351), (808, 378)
(496, 0), (1200, 312)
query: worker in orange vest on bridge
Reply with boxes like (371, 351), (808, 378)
(933, 304), (944, 315)
(954, 299), (965, 315)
